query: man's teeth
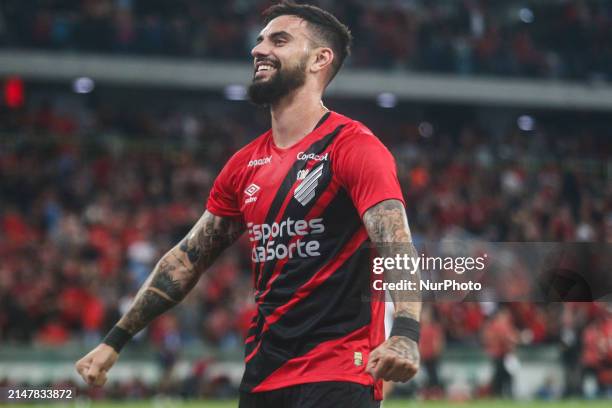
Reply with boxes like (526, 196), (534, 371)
(257, 64), (275, 72)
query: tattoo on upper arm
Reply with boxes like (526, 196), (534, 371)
(363, 199), (412, 243)
(180, 239), (201, 265)
(178, 211), (245, 270)
(117, 211), (244, 335)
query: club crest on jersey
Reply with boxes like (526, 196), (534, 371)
(294, 164), (323, 206)
(297, 169), (310, 181)
(354, 352), (363, 366)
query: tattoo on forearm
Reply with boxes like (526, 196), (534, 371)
(117, 211), (244, 335)
(149, 259), (183, 301)
(363, 199), (421, 320)
(118, 290), (176, 334)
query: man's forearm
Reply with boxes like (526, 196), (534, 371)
(382, 242), (421, 321)
(363, 199), (421, 321)
(116, 249), (192, 335)
(116, 210), (244, 336)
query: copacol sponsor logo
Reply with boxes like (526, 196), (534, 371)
(247, 156), (272, 167)
(248, 218), (325, 262)
(296, 152), (329, 161)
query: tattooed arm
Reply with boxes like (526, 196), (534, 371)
(363, 199), (421, 382)
(75, 210), (244, 386)
(116, 211), (244, 334)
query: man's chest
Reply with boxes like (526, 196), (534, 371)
(239, 150), (334, 224)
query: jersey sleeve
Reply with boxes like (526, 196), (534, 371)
(334, 125), (406, 218)
(206, 156), (242, 218)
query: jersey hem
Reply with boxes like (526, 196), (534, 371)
(206, 204), (242, 219)
(246, 374), (381, 399)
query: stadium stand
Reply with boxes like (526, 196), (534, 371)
(1, 95), (610, 399)
(1, 0), (611, 79)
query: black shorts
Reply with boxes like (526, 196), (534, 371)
(238, 381), (380, 408)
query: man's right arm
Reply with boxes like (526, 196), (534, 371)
(116, 210), (244, 335)
(75, 210), (244, 386)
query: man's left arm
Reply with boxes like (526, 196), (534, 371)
(363, 199), (421, 382)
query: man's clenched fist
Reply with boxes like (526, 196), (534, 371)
(75, 344), (118, 387)
(366, 336), (420, 382)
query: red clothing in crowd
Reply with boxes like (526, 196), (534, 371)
(582, 316), (612, 386)
(482, 312), (519, 358)
(419, 321), (445, 361)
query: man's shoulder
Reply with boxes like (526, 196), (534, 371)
(331, 112), (384, 149)
(329, 113), (396, 172)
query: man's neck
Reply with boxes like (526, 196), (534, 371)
(270, 87), (329, 149)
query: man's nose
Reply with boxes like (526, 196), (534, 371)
(251, 41), (270, 59)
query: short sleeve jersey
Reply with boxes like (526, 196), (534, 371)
(207, 111), (405, 400)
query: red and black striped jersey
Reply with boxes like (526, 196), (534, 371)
(206, 111), (405, 400)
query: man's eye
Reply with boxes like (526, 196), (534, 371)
(275, 40), (286, 46)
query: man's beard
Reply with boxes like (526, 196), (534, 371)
(248, 58), (307, 106)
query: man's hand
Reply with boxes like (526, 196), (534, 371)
(366, 335), (420, 382)
(75, 344), (118, 387)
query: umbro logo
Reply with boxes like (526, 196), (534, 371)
(244, 183), (260, 197)
(294, 164), (324, 206)
(244, 183), (260, 204)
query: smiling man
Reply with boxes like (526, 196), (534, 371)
(75, 2), (421, 407)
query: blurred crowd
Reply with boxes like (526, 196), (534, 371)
(1, 0), (611, 80)
(0, 93), (610, 398)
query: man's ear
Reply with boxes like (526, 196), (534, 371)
(311, 47), (334, 74)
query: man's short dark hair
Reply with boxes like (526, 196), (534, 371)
(262, 1), (352, 84)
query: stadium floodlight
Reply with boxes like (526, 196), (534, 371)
(519, 8), (534, 24)
(377, 92), (397, 108)
(517, 115), (535, 131)
(418, 122), (434, 138)
(224, 84), (247, 101)
(72, 77), (95, 94)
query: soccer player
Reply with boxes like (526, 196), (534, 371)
(75, 2), (421, 407)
